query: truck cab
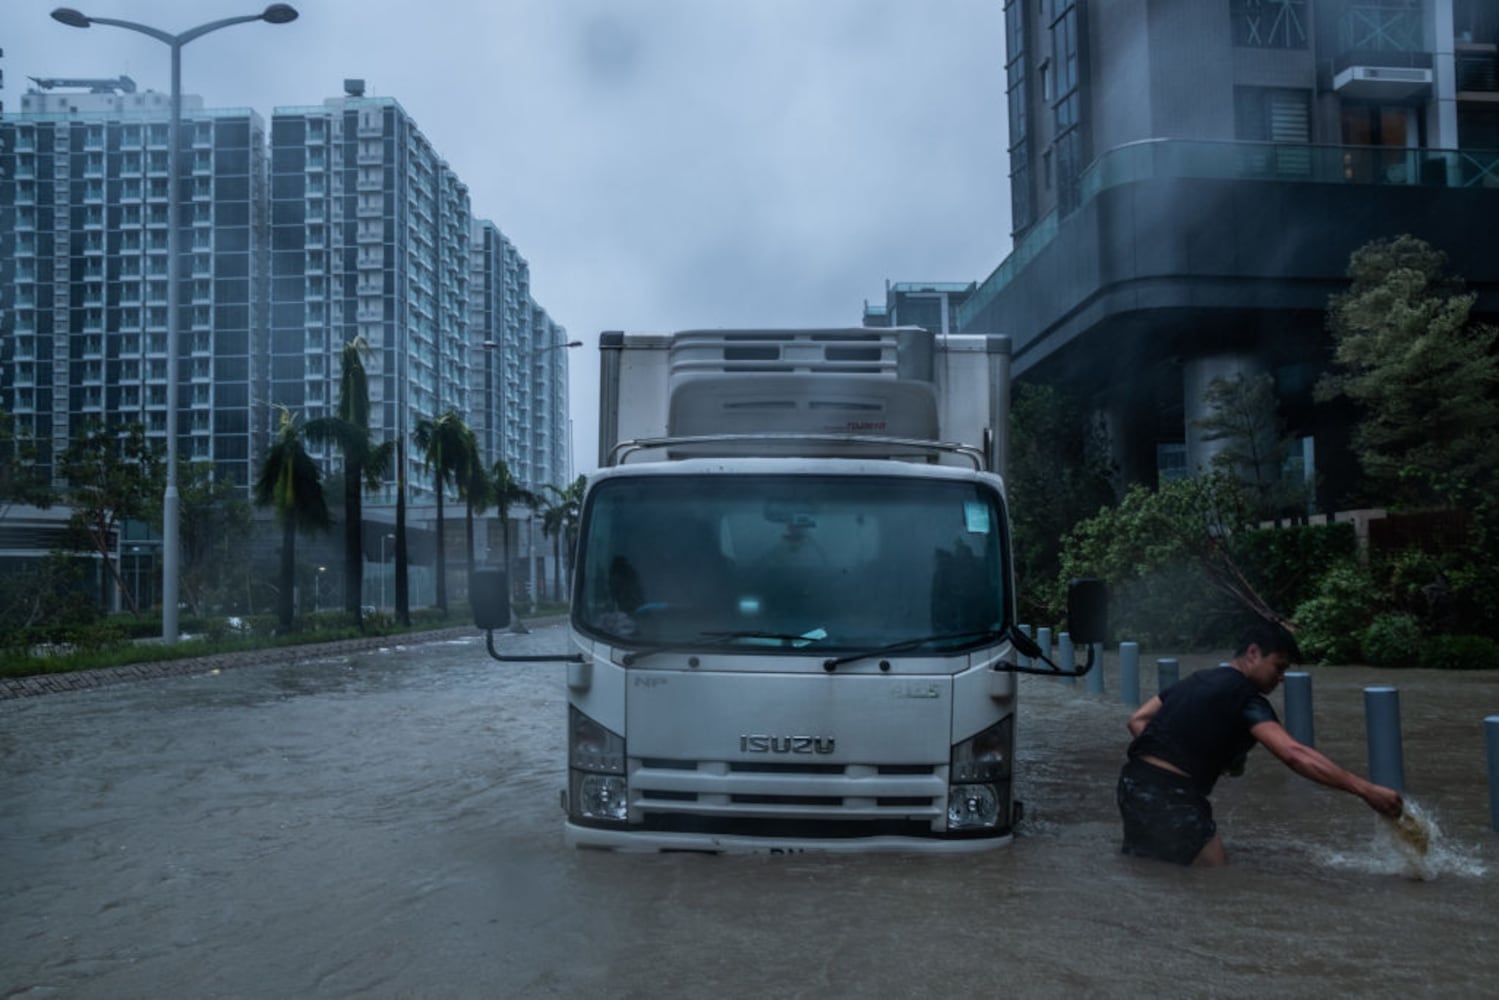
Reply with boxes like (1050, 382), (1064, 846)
(476, 327), (1098, 852)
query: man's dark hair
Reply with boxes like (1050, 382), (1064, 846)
(1235, 621), (1302, 663)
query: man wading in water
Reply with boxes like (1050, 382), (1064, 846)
(1117, 623), (1403, 866)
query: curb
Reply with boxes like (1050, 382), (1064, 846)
(1, 625), (481, 701)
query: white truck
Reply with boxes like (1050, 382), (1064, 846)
(474, 326), (1103, 853)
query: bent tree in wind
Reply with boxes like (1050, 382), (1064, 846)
(306, 338), (394, 628)
(254, 408), (330, 631)
(413, 410), (472, 616)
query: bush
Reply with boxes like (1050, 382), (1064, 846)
(1292, 562), (1380, 664)
(1418, 634), (1499, 671)
(1233, 522), (1359, 620)
(1361, 613), (1423, 667)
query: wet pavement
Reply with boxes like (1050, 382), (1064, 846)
(2, 630), (1496, 999)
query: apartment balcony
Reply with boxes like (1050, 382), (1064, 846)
(1330, 1), (1432, 99)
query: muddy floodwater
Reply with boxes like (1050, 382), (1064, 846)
(3, 628), (1496, 998)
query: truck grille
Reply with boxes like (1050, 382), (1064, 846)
(629, 757), (949, 832)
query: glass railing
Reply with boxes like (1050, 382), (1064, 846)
(957, 138), (1499, 329)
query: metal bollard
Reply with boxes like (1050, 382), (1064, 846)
(1058, 632), (1075, 685)
(1016, 624), (1032, 669)
(1487, 716), (1499, 834)
(1364, 686), (1405, 792)
(1156, 658), (1179, 697)
(1283, 672), (1315, 747)
(1277, 677), (1313, 746)
(1119, 641), (1140, 705)
(1086, 642), (1105, 695)
(1036, 627), (1052, 669)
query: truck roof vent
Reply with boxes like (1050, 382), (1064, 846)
(666, 373), (939, 456)
(669, 327), (933, 380)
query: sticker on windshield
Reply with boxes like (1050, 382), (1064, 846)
(963, 501), (991, 534)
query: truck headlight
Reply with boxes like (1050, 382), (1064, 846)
(947, 783), (1000, 830)
(569, 706), (628, 823)
(946, 716), (1013, 830)
(572, 773), (629, 822)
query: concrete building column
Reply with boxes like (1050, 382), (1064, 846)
(1429, 0), (1460, 153)
(1182, 352), (1269, 475)
(1091, 394), (1154, 495)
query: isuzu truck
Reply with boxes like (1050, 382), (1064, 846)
(473, 326), (1102, 852)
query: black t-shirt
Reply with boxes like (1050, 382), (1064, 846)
(1127, 666), (1279, 794)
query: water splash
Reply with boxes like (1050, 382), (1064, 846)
(1319, 800), (1487, 881)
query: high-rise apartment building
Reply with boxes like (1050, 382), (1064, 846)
(1, 77), (570, 608)
(0, 82), (267, 488)
(470, 219), (571, 490)
(959, 0), (1498, 502)
(2, 78), (568, 503)
(269, 82), (473, 502)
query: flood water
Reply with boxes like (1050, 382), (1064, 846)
(2, 630), (1496, 998)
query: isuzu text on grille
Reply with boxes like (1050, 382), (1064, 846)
(739, 735), (837, 754)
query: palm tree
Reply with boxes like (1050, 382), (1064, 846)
(412, 410), (471, 615)
(254, 408), (331, 631)
(489, 459), (538, 600)
(541, 475), (586, 602)
(305, 337), (394, 628)
(457, 427), (488, 588)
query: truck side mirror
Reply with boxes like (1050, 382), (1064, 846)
(1066, 577), (1108, 646)
(471, 568), (511, 630)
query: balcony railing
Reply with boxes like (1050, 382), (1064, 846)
(958, 138), (1499, 329)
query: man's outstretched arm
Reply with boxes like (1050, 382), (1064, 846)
(1250, 720), (1403, 816)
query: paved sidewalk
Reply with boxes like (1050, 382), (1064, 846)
(1, 625), (485, 701)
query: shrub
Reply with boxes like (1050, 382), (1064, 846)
(1233, 522), (1359, 620)
(1360, 613), (1423, 667)
(1418, 634), (1499, 671)
(1292, 562), (1380, 663)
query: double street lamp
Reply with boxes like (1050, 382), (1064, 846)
(51, 5), (299, 643)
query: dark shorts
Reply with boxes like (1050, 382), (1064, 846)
(1116, 757), (1216, 866)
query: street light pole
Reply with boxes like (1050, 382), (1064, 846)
(51, 5), (299, 644)
(381, 532), (395, 611)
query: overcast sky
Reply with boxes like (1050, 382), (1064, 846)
(4, 0), (1011, 474)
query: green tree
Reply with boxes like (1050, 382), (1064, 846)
(1193, 372), (1307, 521)
(305, 338), (395, 626)
(413, 410), (472, 615)
(254, 408), (331, 631)
(1007, 384), (1116, 623)
(1318, 235), (1499, 508)
(541, 475), (586, 602)
(457, 427), (488, 589)
(488, 459), (539, 598)
(178, 460), (254, 616)
(1057, 473), (1285, 647)
(58, 422), (162, 614)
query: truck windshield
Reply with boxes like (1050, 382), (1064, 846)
(576, 474), (1009, 652)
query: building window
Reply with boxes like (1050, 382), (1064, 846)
(1230, 1), (1309, 50)
(1235, 86), (1311, 142)
(1235, 86), (1313, 177)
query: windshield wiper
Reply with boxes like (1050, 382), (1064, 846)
(620, 629), (828, 666)
(820, 628), (1007, 671)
